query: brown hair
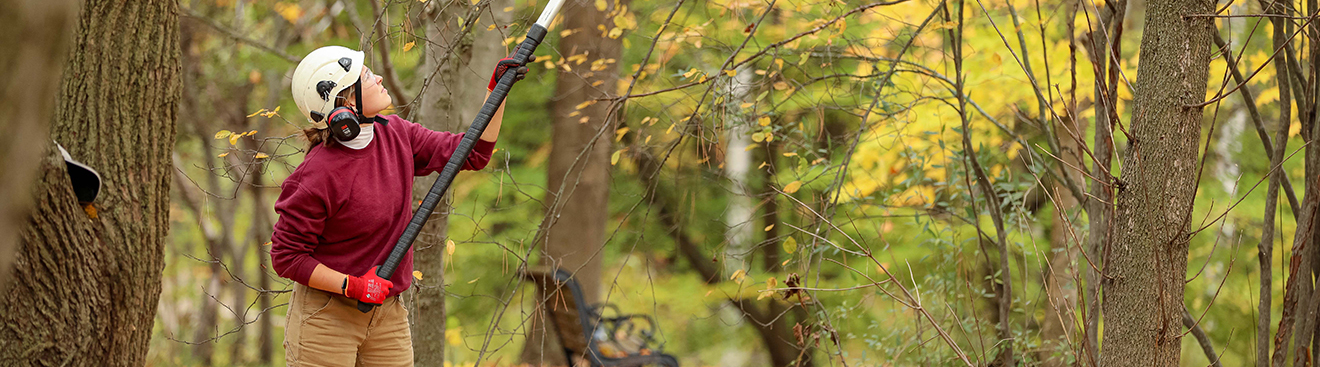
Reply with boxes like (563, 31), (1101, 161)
(302, 87), (357, 150)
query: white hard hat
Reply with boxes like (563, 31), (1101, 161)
(291, 46), (364, 128)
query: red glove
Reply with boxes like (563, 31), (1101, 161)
(488, 48), (537, 91)
(344, 266), (393, 304)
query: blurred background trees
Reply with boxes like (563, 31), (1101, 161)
(13, 0), (1320, 365)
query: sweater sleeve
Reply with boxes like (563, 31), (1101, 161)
(270, 179), (328, 285)
(402, 118), (496, 176)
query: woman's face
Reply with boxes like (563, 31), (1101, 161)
(348, 66), (392, 118)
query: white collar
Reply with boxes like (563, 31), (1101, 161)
(341, 123), (374, 150)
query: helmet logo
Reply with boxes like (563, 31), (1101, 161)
(316, 80), (337, 101)
(338, 57), (353, 72)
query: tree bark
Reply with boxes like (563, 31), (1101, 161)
(522, 0), (620, 364)
(0, 0), (79, 293)
(0, 0), (180, 365)
(1098, 0), (1214, 366)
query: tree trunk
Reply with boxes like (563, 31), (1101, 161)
(724, 66), (755, 275)
(1098, 0), (1213, 366)
(0, 0), (180, 365)
(1040, 112), (1084, 367)
(0, 0), (79, 293)
(522, 0), (621, 364)
(411, 2), (467, 364)
(411, 0), (510, 362)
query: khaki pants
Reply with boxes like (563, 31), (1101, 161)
(285, 283), (413, 367)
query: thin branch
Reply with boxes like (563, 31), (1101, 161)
(180, 7), (298, 63)
(367, 0), (414, 112)
(1183, 310), (1226, 367)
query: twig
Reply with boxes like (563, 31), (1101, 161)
(180, 7), (298, 63)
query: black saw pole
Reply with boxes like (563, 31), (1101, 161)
(358, 0), (568, 313)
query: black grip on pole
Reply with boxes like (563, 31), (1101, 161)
(358, 25), (549, 313)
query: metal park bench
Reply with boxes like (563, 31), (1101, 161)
(522, 268), (680, 367)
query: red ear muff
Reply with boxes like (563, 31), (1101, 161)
(327, 106), (361, 141)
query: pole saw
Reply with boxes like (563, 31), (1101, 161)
(358, 0), (568, 313)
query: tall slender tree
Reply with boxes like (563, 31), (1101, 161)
(522, 0), (623, 364)
(411, 0), (511, 363)
(1099, 0), (1214, 365)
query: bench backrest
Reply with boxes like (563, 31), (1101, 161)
(523, 268), (599, 363)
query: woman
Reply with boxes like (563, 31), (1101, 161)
(270, 45), (532, 366)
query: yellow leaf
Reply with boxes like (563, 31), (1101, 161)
(752, 132), (765, 142)
(683, 68), (699, 79)
(741, 102), (755, 109)
(611, 150), (622, 165)
(575, 100), (597, 110)
(403, 41), (416, 52)
(413, 271), (424, 280)
(758, 116), (771, 126)
(744, 144), (758, 152)
(782, 152), (797, 157)
(607, 27), (623, 39)
(783, 237), (798, 254)
(229, 134), (240, 146)
(503, 6), (513, 11)
(255, 152), (269, 159)
(214, 130), (232, 139)
(644, 135), (652, 144)
(784, 180), (802, 194)
(773, 81), (788, 90)
(730, 269), (747, 283)
(764, 224), (774, 231)
(217, 152), (230, 158)
(724, 69), (737, 77)
(487, 24), (497, 31)
(467, 277), (480, 284)
(246, 130), (258, 136)
(595, 0), (608, 11)
(446, 238), (456, 256)
(615, 127), (630, 142)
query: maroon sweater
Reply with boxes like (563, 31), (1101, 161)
(270, 115), (495, 297)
